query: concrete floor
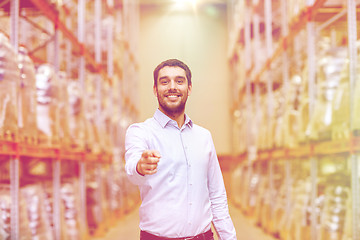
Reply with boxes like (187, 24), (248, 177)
(91, 203), (277, 240)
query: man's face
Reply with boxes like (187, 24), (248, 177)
(153, 66), (192, 116)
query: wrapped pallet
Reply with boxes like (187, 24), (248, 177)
(61, 179), (84, 240)
(58, 72), (71, 148)
(18, 46), (37, 144)
(0, 184), (31, 240)
(0, 33), (19, 141)
(84, 73), (101, 154)
(35, 64), (60, 146)
(21, 184), (54, 240)
(67, 80), (85, 150)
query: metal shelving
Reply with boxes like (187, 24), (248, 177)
(229, 0), (359, 239)
(1, 0), (140, 239)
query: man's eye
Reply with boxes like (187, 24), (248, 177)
(177, 79), (184, 84)
(160, 80), (169, 85)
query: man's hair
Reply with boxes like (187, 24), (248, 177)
(153, 59), (192, 87)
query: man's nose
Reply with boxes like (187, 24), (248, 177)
(169, 80), (176, 89)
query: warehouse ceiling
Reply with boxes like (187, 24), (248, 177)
(139, 0), (227, 4)
(139, 0), (227, 7)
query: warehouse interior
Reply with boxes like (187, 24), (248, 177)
(0, 0), (360, 239)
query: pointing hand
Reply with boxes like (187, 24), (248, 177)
(137, 150), (161, 176)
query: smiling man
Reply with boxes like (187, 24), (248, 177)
(125, 59), (236, 240)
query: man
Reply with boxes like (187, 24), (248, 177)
(125, 59), (237, 240)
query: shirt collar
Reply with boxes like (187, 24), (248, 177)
(154, 109), (193, 129)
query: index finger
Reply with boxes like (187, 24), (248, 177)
(151, 150), (161, 158)
(142, 149), (161, 158)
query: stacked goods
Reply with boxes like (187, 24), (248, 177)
(99, 83), (113, 154)
(57, 72), (71, 148)
(0, 33), (19, 141)
(341, 182), (359, 240)
(284, 32), (308, 147)
(319, 184), (350, 240)
(257, 95), (269, 150)
(61, 180), (83, 240)
(86, 168), (112, 235)
(67, 80), (85, 150)
(42, 182), (56, 238)
(351, 44), (360, 135)
(306, 41), (348, 141)
(84, 74), (101, 154)
(0, 184), (31, 240)
(20, 184), (54, 240)
(287, 178), (313, 240)
(42, 179), (86, 240)
(35, 64), (60, 146)
(86, 180), (100, 234)
(18, 46), (38, 144)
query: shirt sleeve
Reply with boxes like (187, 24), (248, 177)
(207, 132), (237, 240)
(124, 123), (148, 186)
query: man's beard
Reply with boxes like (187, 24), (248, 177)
(157, 91), (188, 116)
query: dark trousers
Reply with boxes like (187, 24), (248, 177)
(140, 229), (214, 240)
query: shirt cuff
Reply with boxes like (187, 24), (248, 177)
(126, 159), (146, 185)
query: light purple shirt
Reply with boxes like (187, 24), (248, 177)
(125, 109), (236, 239)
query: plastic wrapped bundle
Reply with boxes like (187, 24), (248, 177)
(84, 93), (101, 153)
(331, 58), (350, 141)
(319, 185), (350, 240)
(61, 180), (83, 240)
(57, 72), (71, 148)
(0, 184), (31, 240)
(273, 179), (288, 236)
(21, 184), (54, 240)
(86, 168), (112, 235)
(0, 33), (19, 141)
(254, 173), (267, 227)
(83, 75), (101, 153)
(306, 46), (347, 141)
(36, 64), (60, 146)
(288, 178), (312, 240)
(273, 90), (286, 148)
(341, 187), (358, 240)
(67, 80), (85, 150)
(288, 178), (325, 240)
(351, 45), (360, 135)
(86, 181), (101, 234)
(284, 74), (303, 148)
(18, 46), (38, 144)
(99, 88), (113, 154)
(42, 180), (71, 240)
(41, 182), (55, 237)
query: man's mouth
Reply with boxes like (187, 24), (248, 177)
(165, 93), (181, 99)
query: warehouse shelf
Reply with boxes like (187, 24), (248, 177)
(0, 0), (140, 240)
(239, 136), (360, 162)
(229, 0), (359, 239)
(27, 0), (111, 86)
(230, 0), (333, 85)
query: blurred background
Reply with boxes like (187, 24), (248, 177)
(0, 0), (360, 240)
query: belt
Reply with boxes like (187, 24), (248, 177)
(140, 229), (213, 240)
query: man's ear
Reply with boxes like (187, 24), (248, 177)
(188, 84), (192, 96)
(153, 85), (157, 97)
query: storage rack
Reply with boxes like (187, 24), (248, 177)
(228, 0), (359, 240)
(0, 0), (140, 239)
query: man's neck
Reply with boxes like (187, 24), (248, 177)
(159, 108), (186, 128)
